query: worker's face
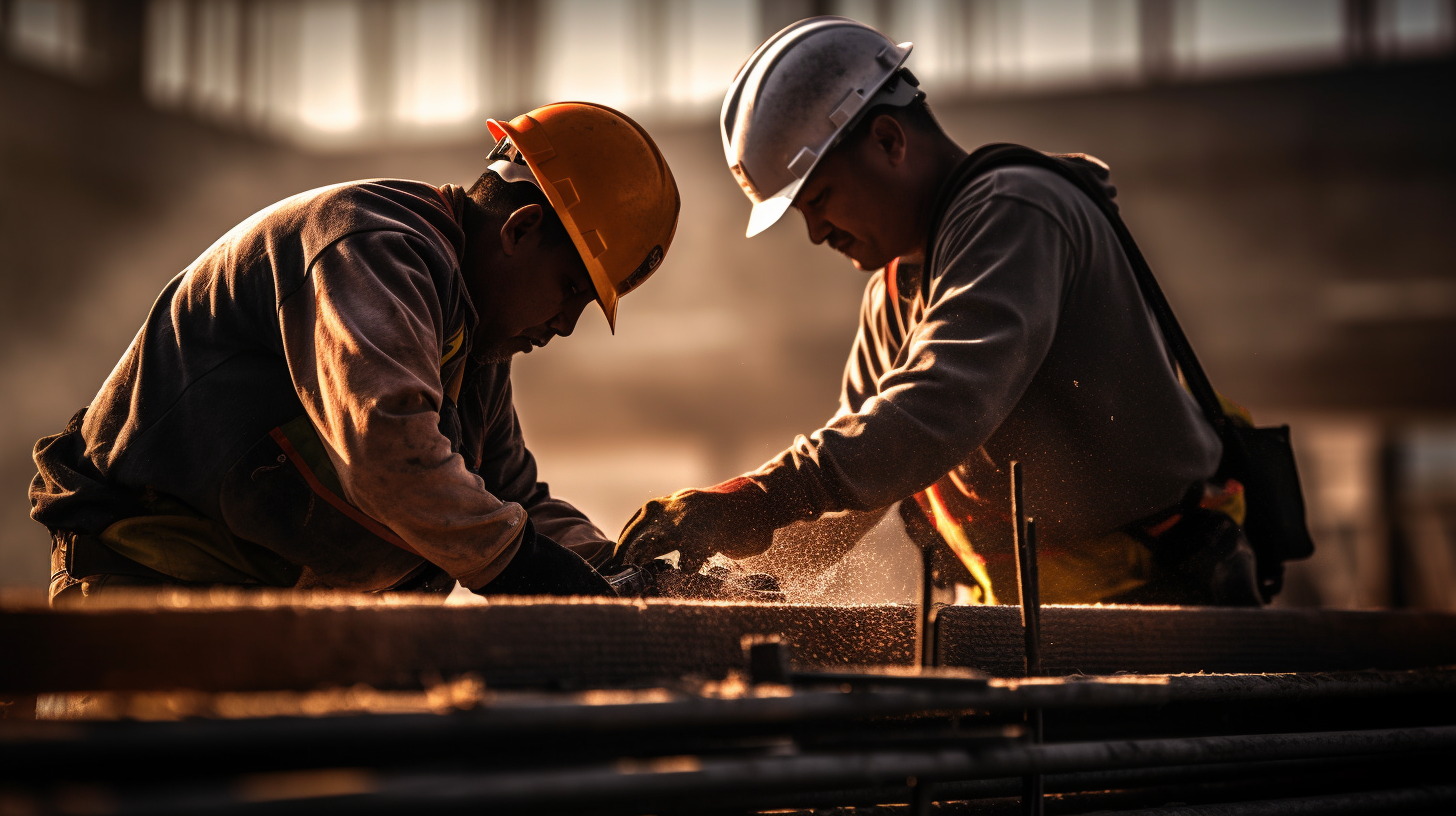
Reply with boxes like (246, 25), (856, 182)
(467, 203), (598, 364)
(792, 114), (919, 272)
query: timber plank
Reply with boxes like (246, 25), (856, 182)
(0, 595), (916, 694)
(7, 596), (1456, 694)
(936, 605), (1456, 676)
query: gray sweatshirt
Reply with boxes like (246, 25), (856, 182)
(755, 164), (1222, 554)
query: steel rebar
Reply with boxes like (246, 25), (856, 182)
(70, 725), (1456, 816)
(7, 670), (1456, 782)
(1103, 783), (1456, 815)
(1011, 462), (1044, 816)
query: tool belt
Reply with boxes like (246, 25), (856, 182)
(49, 529), (182, 603)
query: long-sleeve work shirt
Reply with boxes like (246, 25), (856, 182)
(754, 164), (1222, 556)
(40, 180), (608, 590)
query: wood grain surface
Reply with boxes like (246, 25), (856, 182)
(936, 604), (1456, 676)
(5, 593), (1456, 693)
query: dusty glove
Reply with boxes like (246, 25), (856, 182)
(477, 519), (615, 597)
(613, 476), (795, 573)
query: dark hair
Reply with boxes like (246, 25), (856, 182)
(466, 171), (573, 250)
(842, 95), (944, 148)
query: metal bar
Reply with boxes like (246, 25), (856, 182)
(1021, 518), (1042, 676)
(910, 779), (933, 816)
(788, 670), (987, 691)
(540, 751), (1456, 814)
(1011, 460), (1030, 674)
(1022, 709), (1045, 816)
(757, 751), (1455, 810)
(1011, 462), (1044, 816)
(7, 669), (1456, 781)
(1022, 521), (1045, 813)
(1104, 784), (1456, 815)
(920, 537), (936, 670)
(72, 726), (1456, 815)
(1155, 668), (1456, 701)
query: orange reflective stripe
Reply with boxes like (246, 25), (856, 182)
(267, 427), (421, 557)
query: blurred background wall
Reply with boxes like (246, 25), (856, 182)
(2, 0), (1453, 608)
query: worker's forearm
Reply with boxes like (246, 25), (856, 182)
(758, 196), (1071, 521)
(753, 393), (974, 520)
(334, 404), (526, 588)
(285, 233), (530, 589)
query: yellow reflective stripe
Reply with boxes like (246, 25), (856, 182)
(440, 323), (465, 366)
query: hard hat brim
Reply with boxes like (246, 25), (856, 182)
(486, 118), (621, 332)
(745, 180), (802, 238)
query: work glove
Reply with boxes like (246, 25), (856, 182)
(613, 476), (789, 574)
(477, 518), (616, 597)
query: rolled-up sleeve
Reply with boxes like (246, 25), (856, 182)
(280, 231), (524, 589)
(756, 194), (1073, 518)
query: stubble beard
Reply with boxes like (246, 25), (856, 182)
(473, 337), (522, 365)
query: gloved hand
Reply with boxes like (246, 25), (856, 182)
(613, 476), (787, 574)
(477, 518), (616, 597)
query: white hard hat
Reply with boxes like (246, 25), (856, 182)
(721, 17), (920, 237)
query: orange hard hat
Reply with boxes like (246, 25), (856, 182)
(486, 102), (680, 331)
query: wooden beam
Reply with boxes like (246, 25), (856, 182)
(0, 593), (915, 695)
(936, 604), (1456, 677)
(5, 593), (1456, 695)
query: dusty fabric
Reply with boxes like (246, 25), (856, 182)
(99, 512), (300, 587)
(31, 180), (609, 591)
(751, 164), (1223, 593)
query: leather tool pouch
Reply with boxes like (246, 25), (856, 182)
(1217, 423), (1316, 597)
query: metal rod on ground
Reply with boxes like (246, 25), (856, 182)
(77, 727), (1456, 815)
(913, 543), (938, 816)
(7, 669), (1454, 775)
(762, 753), (1455, 813)
(1100, 784), (1456, 816)
(913, 512), (939, 816)
(1024, 519), (1045, 816)
(1011, 461), (1044, 816)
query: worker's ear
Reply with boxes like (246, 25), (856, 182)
(867, 113), (907, 166)
(499, 204), (545, 257)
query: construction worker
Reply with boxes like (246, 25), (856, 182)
(615, 18), (1262, 606)
(32, 102), (679, 605)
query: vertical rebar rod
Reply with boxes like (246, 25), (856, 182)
(920, 540), (936, 670)
(911, 779), (934, 816)
(1011, 462), (1042, 676)
(1023, 518), (1045, 815)
(1022, 518), (1042, 675)
(1011, 461), (1045, 816)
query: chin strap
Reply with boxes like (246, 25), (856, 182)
(487, 158), (539, 188)
(485, 135), (544, 190)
